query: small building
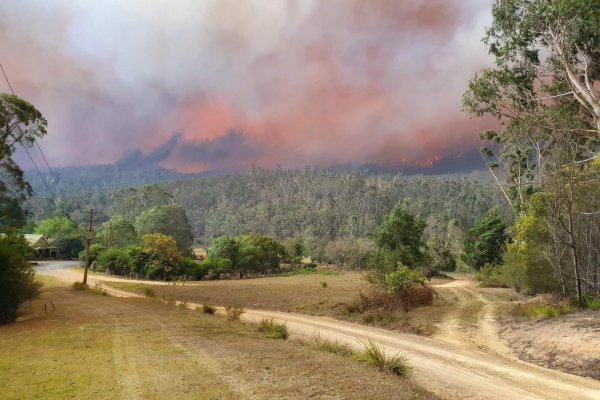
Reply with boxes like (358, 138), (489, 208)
(23, 234), (58, 259)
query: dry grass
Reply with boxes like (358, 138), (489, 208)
(0, 277), (437, 400)
(106, 272), (458, 335)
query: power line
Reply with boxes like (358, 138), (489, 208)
(0, 63), (14, 94)
(1, 62), (69, 210)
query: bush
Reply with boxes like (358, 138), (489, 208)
(72, 281), (87, 291)
(224, 305), (245, 321)
(0, 235), (41, 324)
(311, 333), (354, 356)
(320, 281), (328, 288)
(257, 318), (288, 339)
(516, 295), (573, 318)
(201, 304), (216, 314)
(181, 257), (209, 280)
(354, 338), (412, 377)
(98, 248), (130, 275)
(360, 286), (435, 312)
(384, 264), (425, 295)
(475, 263), (506, 288)
(144, 288), (156, 298)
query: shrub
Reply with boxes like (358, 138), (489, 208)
(359, 286), (435, 312)
(312, 333), (354, 356)
(181, 257), (209, 280)
(72, 281), (87, 291)
(0, 235), (41, 324)
(144, 288), (156, 298)
(354, 338), (412, 377)
(384, 264), (425, 295)
(224, 304), (245, 321)
(516, 295), (573, 318)
(201, 304), (216, 314)
(98, 248), (130, 276)
(257, 318), (288, 339)
(321, 281), (328, 288)
(475, 263), (506, 288)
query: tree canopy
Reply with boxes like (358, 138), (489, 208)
(0, 93), (47, 231)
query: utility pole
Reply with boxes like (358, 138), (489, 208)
(82, 209), (95, 285)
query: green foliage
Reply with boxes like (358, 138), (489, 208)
(95, 215), (138, 248)
(206, 234), (285, 278)
(257, 318), (288, 339)
(518, 304), (573, 319)
(27, 170), (508, 256)
(324, 238), (376, 270)
(98, 248), (130, 275)
(311, 333), (355, 357)
(56, 237), (84, 259)
(125, 244), (148, 275)
(0, 235), (41, 324)
(475, 264), (506, 288)
(198, 257), (232, 279)
(208, 236), (240, 266)
(374, 199), (426, 268)
(35, 215), (83, 257)
(140, 233), (183, 279)
(0, 94), (47, 231)
(384, 264), (425, 295)
(181, 257), (208, 280)
(109, 185), (174, 222)
(462, 208), (507, 270)
(354, 338), (412, 377)
(135, 205), (193, 252)
(79, 243), (105, 265)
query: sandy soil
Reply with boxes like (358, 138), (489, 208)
(501, 311), (600, 379)
(36, 261), (600, 399)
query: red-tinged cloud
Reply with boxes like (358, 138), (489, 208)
(1, 0), (494, 172)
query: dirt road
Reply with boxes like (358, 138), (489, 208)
(38, 262), (600, 400)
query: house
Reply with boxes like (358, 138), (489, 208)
(23, 234), (58, 259)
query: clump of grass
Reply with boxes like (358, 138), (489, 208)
(178, 300), (189, 310)
(321, 281), (328, 288)
(162, 294), (176, 306)
(224, 305), (245, 321)
(257, 318), (288, 339)
(518, 303), (574, 318)
(92, 283), (108, 296)
(144, 288), (156, 298)
(586, 298), (600, 311)
(311, 333), (354, 357)
(72, 281), (87, 291)
(354, 338), (412, 377)
(201, 304), (216, 314)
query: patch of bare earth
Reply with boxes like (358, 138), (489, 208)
(501, 310), (600, 379)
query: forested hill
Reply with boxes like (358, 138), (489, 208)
(24, 164), (202, 196)
(25, 168), (508, 244)
(160, 169), (506, 243)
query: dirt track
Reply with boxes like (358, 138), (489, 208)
(38, 261), (600, 400)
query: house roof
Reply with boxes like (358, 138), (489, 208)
(23, 234), (51, 248)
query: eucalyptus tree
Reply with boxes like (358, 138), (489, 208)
(0, 93), (47, 230)
(463, 0), (600, 211)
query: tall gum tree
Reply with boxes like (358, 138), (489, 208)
(463, 0), (600, 212)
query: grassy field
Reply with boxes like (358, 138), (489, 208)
(0, 277), (437, 400)
(106, 272), (459, 336)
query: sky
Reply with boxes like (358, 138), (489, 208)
(1, 0), (494, 173)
